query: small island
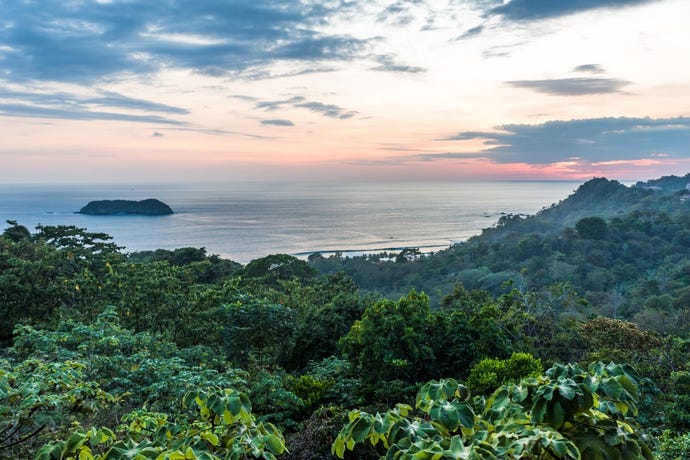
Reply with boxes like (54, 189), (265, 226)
(78, 199), (174, 215)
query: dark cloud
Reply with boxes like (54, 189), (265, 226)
(488, 0), (658, 22)
(254, 96), (357, 119)
(295, 101), (358, 119)
(152, 132), (164, 137)
(260, 119), (295, 127)
(441, 117), (690, 164)
(86, 91), (189, 114)
(376, 0), (425, 26)
(0, 103), (185, 125)
(371, 55), (426, 73)
(229, 95), (259, 102)
(0, 86), (188, 123)
(270, 34), (369, 60)
(574, 64), (605, 74)
(255, 96), (306, 112)
(0, 0), (374, 84)
(347, 151), (483, 165)
(506, 77), (631, 95)
(455, 25), (484, 40)
(236, 65), (339, 81)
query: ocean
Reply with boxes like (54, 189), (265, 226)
(0, 181), (582, 264)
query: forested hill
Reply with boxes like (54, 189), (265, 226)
(636, 172), (690, 192)
(310, 175), (690, 333)
(481, 176), (687, 238)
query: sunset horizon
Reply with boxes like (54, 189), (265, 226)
(2, 0), (689, 183)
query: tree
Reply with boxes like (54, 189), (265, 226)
(579, 317), (662, 365)
(2, 220), (30, 242)
(576, 216), (608, 240)
(241, 254), (316, 288)
(340, 291), (436, 387)
(466, 352), (542, 395)
(215, 294), (296, 369)
(8, 308), (247, 415)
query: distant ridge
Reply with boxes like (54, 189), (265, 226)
(78, 199), (173, 215)
(474, 175), (690, 242)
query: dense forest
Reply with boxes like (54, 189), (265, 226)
(3, 175), (690, 459)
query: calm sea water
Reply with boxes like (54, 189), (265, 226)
(0, 181), (581, 264)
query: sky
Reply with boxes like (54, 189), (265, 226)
(1, 0), (689, 183)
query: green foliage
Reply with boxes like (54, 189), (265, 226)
(36, 387), (286, 460)
(8, 309), (247, 414)
(285, 374), (332, 414)
(579, 317), (662, 364)
(466, 357), (505, 395)
(285, 275), (366, 371)
(466, 352), (542, 396)
(576, 216), (608, 240)
(333, 362), (653, 459)
(654, 430), (690, 460)
(0, 359), (116, 458)
(504, 352), (543, 382)
(3, 206), (689, 459)
(286, 406), (353, 460)
(664, 371), (690, 432)
(215, 295), (296, 369)
(247, 369), (304, 431)
(2, 220), (30, 242)
(127, 248), (242, 283)
(302, 357), (362, 408)
(309, 181), (690, 338)
(241, 254), (316, 288)
(340, 291), (436, 387)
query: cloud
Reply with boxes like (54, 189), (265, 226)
(376, 0), (426, 26)
(152, 131), (164, 137)
(260, 119), (294, 127)
(574, 64), (605, 74)
(0, 1), (375, 84)
(254, 96), (358, 119)
(371, 54), (426, 73)
(235, 64), (339, 81)
(85, 91), (189, 114)
(255, 96), (306, 112)
(0, 102), (185, 125)
(295, 101), (358, 119)
(0, 87), (188, 114)
(441, 117), (690, 164)
(455, 25), (484, 40)
(488, 0), (659, 22)
(229, 95), (259, 103)
(506, 77), (631, 95)
(482, 41), (529, 58)
(0, 86), (188, 123)
(160, 127), (272, 139)
(347, 150), (485, 165)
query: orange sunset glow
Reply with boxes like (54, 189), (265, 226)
(1, 0), (689, 183)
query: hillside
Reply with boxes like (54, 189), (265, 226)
(311, 176), (690, 333)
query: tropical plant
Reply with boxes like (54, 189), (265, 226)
(36, 387), (286, 460)
(333, 362), (653, 459)
(0, 359), (116, 458)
